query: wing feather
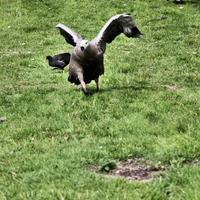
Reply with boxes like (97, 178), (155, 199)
(56, 23), (83, 46)
(95, 14), (142, 50)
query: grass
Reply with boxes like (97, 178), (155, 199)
(0, 0), (200, 199)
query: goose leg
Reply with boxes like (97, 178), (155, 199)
(78, 72), (89, 95)
(80, 80), (89, 95)
(95, 78), (99, 92)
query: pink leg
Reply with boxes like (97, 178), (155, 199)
(78, 72), (89, 95)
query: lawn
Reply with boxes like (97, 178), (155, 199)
(0, 0), (200, 199)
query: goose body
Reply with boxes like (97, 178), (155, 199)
(47, 14), (142, 95)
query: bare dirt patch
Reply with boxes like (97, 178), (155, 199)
(0, 116), (7, 123)
(92, 158), (166, 182)
(163, 84), (179, 91)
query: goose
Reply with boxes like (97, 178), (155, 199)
(47, 13), (142, 95)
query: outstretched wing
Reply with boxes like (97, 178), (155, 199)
(56, 23), (83, 46)
(95, 14), (142, 50)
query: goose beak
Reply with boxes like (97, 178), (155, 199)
(80, 40), (89, 51)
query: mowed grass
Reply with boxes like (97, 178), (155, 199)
(0, 0), (200, 199)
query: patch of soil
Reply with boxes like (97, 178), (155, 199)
(0, 116), (7, 123)
(163, 84), (179, 91)
(93, 158), (166, 182)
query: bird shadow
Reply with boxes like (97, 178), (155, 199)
(177, 0), (200, 7)
(189, 0), (200, 9)
(171, 0), (200, 4)
(186, 0), (200, 4)
(166, 0), (200, 9)
(88, 81), (158, 96)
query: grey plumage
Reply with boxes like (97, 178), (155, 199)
(48, 13), (142, 95)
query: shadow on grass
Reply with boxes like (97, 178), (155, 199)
(169, 0), (200, 8)
(183, 0), (200, 7)
(171, 0), (200, 4)
(88, 81), (158, 96)
(186, 0), (200, 9)
(187, 0), (200, 3)
(100, 85), (156, 93)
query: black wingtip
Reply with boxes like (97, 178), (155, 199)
(46, 56), (52, 60)
(131, 26), (143, 38)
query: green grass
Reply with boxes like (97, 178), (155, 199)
(0, 0), (200, 199)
